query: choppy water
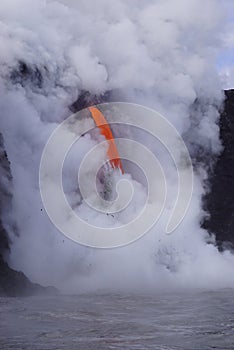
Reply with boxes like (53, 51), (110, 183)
(0, 290), (234, 350)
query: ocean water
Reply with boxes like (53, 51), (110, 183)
(0, 290), (234, 350)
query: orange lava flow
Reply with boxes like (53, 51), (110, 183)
(88, 106), (124, 174)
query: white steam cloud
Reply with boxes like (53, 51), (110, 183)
(0, 0), (234, 292)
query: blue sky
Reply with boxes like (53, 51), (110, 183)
(216, 1), (234, 87)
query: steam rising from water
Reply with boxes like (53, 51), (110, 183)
(0, 0), (234, 292)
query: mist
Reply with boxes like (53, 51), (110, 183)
(0, 0), (234, 293)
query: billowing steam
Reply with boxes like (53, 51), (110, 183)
(0, 0), (234, 292)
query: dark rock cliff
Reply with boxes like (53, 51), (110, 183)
(203, 90), (234, 249)
(0, 133), (56, 296)
(0, 134), (11, 258)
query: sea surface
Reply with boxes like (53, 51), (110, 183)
(0, 290), (234, 349)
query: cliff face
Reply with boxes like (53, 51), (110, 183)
(0, 133), (56, 296)
(203, 90), (234, 248)
(0, 134), (11, 259)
